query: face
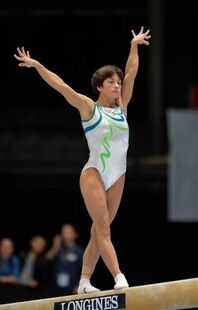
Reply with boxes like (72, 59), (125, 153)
(97, 73), (122, 99)
(61, 224), (78, 244)
(0, 238), (14, 258)
(30, 236), (47, 254)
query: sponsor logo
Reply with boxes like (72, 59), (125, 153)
(54, 293), (126, 310)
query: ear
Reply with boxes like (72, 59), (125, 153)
(97, 85), (102, 92)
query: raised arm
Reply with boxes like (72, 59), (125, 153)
(14, 47), (93, 114)
(121, 26), (151, 107)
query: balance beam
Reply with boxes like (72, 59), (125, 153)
(0, 278), (198, 310)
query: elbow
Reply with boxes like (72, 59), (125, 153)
(56, 81), (68, 94)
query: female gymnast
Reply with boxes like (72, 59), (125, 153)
(14, 26), (151, 293)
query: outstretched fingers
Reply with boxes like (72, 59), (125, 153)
(16, 47), (24, 57)
(131, 29), (136, 37)
(145, 29), (150, 35)
(140, 26), (144, 33)
(131, 27), (151, 41)
(14, 50), (25, 63)
(18, 62), (27, 67)
(13, 53), (21, 60)
(143, 39), (150, 46)
(16, 46), (29, 57)
(22, 46), (29, 57)
(144, 29), (151, 39)
(22, 46), (26, 54)
(143, 29), (151, 45)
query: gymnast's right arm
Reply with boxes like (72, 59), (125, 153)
(14, 47), (93, 113)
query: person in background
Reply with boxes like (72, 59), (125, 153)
(0, 237), (20, 284)
(46, 223), (83, 294)
(19, 235), (49, 288)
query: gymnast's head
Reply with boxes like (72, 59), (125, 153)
(91, 65), (124, 98)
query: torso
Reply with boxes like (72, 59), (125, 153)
(81, 102), (129, 190)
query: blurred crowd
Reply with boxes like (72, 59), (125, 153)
(0, 223), (84, 303)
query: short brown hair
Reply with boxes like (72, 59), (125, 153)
(91, 65), (124, 96)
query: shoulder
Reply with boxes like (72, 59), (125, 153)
(116, 96), (125, 109)
(79, 97), (95, 120)
(116, 102), (127, 115)
(78, 94), (94, 106)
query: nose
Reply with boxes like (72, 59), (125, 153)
(114, 81), (120, 88)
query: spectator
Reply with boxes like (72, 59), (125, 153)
(46, 224), (83, 294)
(19, 235), (49, 288)
(0, 237), (20, 284)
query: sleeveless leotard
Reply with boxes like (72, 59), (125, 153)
(81, 103), (129, 191)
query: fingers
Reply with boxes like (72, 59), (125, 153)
(13, 54), (22, 60)
(131, 29), (136, 37)
(131, 26), (151, 46)
(14, 46), (31, 67)
(22, 46), (26, 54)
(145, 35), (151, 40)
(17, 47), (24, 57)
(132, 27), (151, 37)
(18, 63), (26, 67)
(16, 46), (29, 57)
(14, 53), (27, 62)
(140, 26), (144, 33)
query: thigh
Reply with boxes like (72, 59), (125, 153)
(80, 168), (109, 223)
(107, 173), (126, 224)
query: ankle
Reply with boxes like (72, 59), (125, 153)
(80, 273), (91, 280)
(114, 273), (129, 290)
(114, 273), (125, 282)
(77, 280), (100, 294)
(79, 278), (90, 284)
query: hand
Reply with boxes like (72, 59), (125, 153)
(27, 278), (39, 288)
(52, 234), (62, 249)
(14, 47), (39, 68)
(131, 26), (151, 46)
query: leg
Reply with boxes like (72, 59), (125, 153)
(106, 174), (129, 289)
(80, 173), (126, 279)
(79, 223), (99, 280)
(78, 170), (128, 292)
(80, 168), (120, 277)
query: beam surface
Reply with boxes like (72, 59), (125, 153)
(0, 278), (198, 310)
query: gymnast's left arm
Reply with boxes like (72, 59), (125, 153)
(121, 26), (151, 107)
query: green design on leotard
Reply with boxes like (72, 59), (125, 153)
(99, 118), (129, 172)
(100, 119), (113, 172)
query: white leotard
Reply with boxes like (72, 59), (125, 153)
(81, 102), (129, 191)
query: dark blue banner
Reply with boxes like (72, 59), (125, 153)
(54, 293), (126, 310)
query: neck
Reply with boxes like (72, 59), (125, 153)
(97, 95), (116, 108)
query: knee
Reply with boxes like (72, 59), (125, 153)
(94, 216), (110, 239)
(90, 225), (96, 239)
